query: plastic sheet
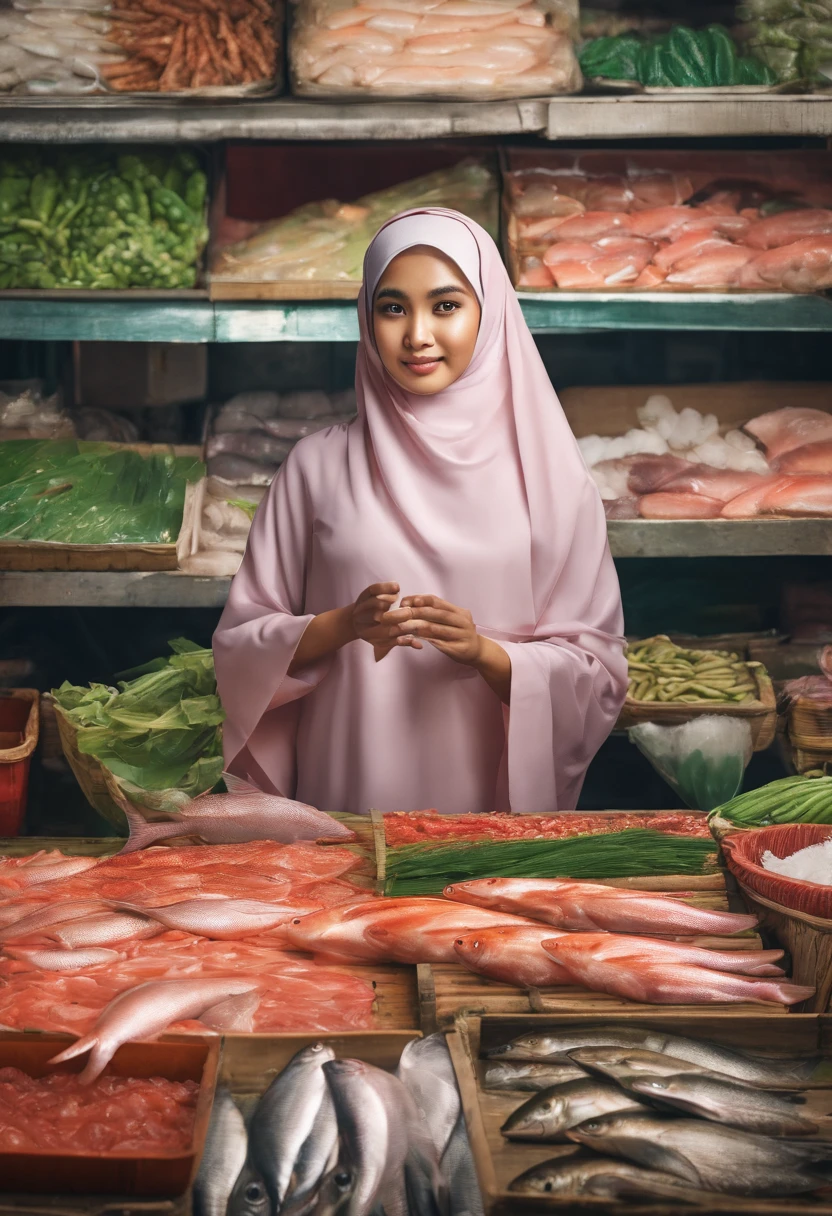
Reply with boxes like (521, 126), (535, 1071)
(289, 0), (582, 99)
(629, 716), (753, 812)
(738, 0), (832, 86)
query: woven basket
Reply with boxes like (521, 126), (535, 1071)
(50, 697), (126, 831)
(722, 823), (832, 920)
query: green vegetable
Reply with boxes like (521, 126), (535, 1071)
(581, 24), (775, 87)
(741, 0), (832, 81)
(384, 830), (718, 896)
(710, 774), (832, 826)
(53, 638), (225, 828)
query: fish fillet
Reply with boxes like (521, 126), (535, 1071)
(659, 467), (771, 504)
(638, 492), (723, 519)
(744, 209), (832, 250)
(774, 440), (832, 475)
(744, 407), (832, 461)
(665, 245), (755, 287)
(737, 236), (832, 292)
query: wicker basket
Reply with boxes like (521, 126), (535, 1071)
(50, 696), (126, 831)
(618, 661), (777, 752)
(786, 695), (832, 774)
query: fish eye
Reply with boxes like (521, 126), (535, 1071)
(245, 1183), (264, 1202)
(543, 1182), (555, 1193)
(291, 918), (301, 924)
(334, 1172), (352, 1189)
(584, 1121), (601, 1132)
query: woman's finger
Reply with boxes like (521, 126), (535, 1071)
(397, 636), (423, 650)
(363, 582), (400, 599)
(401, 595), (458, 613)
(395, 606), (459, 626)
(398, 620), (459, 641)
(378, 606), (415, 624)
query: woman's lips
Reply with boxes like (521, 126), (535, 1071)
(403, 358), (442, 376)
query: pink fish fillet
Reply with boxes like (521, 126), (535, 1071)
(665, 245), (755, 287)
(107, 898), (293, 939)
(744, 407), (832, 461)
(541, 938), (814, 1007)
(443, 878), (758, 936)
(546, 212), (633, 243)
(653, 232), (741, 273)
(756, 475), (832, 517)
(639, 492), (724, 520)
(744, 209), (832, 250)
(774, 440), (832, 475)
(116, 773), (355, 854)
(4, 946), (120, 971)
(516, 257), (553, 288)
(659, 467), (771, 504)
(628, 207), (693, 240)
(539, 932), (785, 977)
(737, 237), (832, 291)
(721, 476), (791, 518)
(453, 925), (571, 987)
(47, 978), (261, 1083)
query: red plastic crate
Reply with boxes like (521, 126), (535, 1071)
(0, 690), (39, 836)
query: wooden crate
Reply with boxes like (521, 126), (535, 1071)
(448, 1011), (832, 1215)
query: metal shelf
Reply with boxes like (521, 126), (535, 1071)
(2, 521), (830, 606)
(2, 292), (832, 343)
(1, 94), (831, 143)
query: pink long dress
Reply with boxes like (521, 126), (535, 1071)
(213, 209), (627, 815)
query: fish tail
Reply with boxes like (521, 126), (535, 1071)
(770, 982), (817, 1005)
(48, 1034), (98, 1066)
(116, 796), (175, 854)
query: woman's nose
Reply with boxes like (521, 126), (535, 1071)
(404, 309), (434, 350)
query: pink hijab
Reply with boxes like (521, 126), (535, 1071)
(214, 209), (627, 813)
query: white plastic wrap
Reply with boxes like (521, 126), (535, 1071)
(289, 0), (582, 99)
(629, 717), (753, 812)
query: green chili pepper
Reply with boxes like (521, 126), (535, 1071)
(184, 171), (207, 215)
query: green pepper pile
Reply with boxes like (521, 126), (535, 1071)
(0, 148), (209, 290)
(738, 0), (832, 84)
(580, 24), (777, 87)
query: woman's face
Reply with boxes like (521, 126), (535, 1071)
(373, 247), (481, 395)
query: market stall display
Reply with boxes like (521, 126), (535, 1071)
(504, 150), (832, 292)
(210, 158), (498, 297)
(580, 24), (776, 89)
(0, 149), (208, 291)
(739, 0), (832, 86)
(289, 0), (581, 99)
(711, 773), (832, 830)
(780, 647), (832, 773)
(451, 1013), (832, 1211)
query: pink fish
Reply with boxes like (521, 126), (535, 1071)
(744, 407), (832, 461)
(0, 900), (107, 943)
(48, 978), (261, 1083)
(542, 936), (814, 1007)
(4, 946), (120, 971)
(653, 233), (740, 273)
(107, 897), (294, 939)
(546, 212), (633, 243)
(47, 913), (163, 949)
(757, 475), (832, 517)
(443, 878), (758, 936)
(453, 925), (571, 987)
(737, 237), (832, 291)
(744, 209), (832, 250)
(774, 440), (832, 475)
(678, 214), (750, 239)
(0, 855), (99, 889)
(540, 932), (785, 977)
(628, 207), (692, 240)
(638, 492), (724, 520)
(659, 467), (771, 504)
(665, 245), (755, 287)
(632, 264), (667, 288)
(116, 774), (355, 854)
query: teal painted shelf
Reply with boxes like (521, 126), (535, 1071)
(1, 292), (831, 342)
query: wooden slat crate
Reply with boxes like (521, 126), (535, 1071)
(448, 1011), (832, 1215)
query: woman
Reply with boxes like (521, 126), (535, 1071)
(213, 208), (627, 816)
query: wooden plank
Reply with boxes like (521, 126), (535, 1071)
(0, 572), (231, 608)
(548, 94), (832, 140)
(607, 518), (832, 558)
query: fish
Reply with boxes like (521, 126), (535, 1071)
(501, 1079), (646, 1142)
(200, 990), (262, 1033)
(248, 1042), (336, 1212)
(47, 977), (261, 1083)
(543, 936), (814, 1006)
(507, 1154), (697, 1199)
(638, 492), (724, 519)
(285, 1090), (339, 1214)
(484, 1025), (822, 1086)
(107, 898), (294, 939)
(364, 1062), (448, 1216)
(744, 407), (832, 461)
(722, 473), (832, 519)
(653, 233), (741, 273)
(193, 1087), (248, 1216)
(3, 946), (120, 970)
(568, 1047), (760, 1089)
(484, 1061), (588, 1092)
(443, 877), (758, 936)
(116, 773), (355, 854)
(628, 206), (693, 240)
(7, 855), (99, 888)
(774, 440), (832, 475)
(629, 1073), (819, 1137)
(659, 466), (772, 504)
(46, 912), (163, 949)
(744, 208), (832, 250)
(453, 925), (570, 988)
(442, 1113), (484, 1216)
(737, 236), (832, 291)
(397, 1032), (461, 1158)
(541, 933), (786, 978)
(665, 244), (755, 287)
(545, 211), (633, 243)
(227, 1161), (271, 1216)
(567, 1112), (832, 1196)
(0, 899), (108, 942)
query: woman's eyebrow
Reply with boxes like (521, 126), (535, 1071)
(427, 285), (467, 299)
(376, 287), (407, 301)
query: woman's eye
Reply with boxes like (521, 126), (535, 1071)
(380, 303), (404, 315)
(436, 301), (459, 313)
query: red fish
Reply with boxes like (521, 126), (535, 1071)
(542, 936), (814, 1007)
(443, 878), (758, 936)
(453, 925), (571, 987)
(628, 206), (692, 241)
(540, 932), (785, 977)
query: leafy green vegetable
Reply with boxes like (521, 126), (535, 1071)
(0, 440), (203, 545)
(711, 774), (832, 826)
(580, 25), (776, 86)
(384, 830), (717, 896)
(53, 638), (224, 815)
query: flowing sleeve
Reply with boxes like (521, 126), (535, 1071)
(212, 446), (333, 793)
(499, 481), (628, 812)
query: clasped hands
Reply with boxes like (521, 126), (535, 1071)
(350, 582), (481, 666)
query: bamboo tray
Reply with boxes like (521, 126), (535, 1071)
(448, 1011), (832, 1215)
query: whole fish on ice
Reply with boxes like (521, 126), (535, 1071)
(48, 978), (261, 1083)
(116, 774), (355, 853)
(443, 877), (758, 936)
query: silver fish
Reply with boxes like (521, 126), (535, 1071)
(116, 773), (355, 853)
(442, 1113), (484, 1216)
(228, 1160), (271, 1216)
(486, 1025), (821, 1086)
(501, 1079), (646, 1142)
(365, 1065), (448, 1216)
(193, 1087), (248, 1216)
(630, 1073), (819, 1137)
(568, 1112), (832, 1196)
(284, 1093), (339, 1214)
(484, 1061), (588, 1092)
(250, 1043), (336, 1212)
(568, 1047), (758, 1088)
(397, 1033), (460, 1158)
(508, 1154), (697, 1199)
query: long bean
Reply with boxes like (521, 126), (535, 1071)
(712, 775), (832, 826)
(627, 635), (759, 706)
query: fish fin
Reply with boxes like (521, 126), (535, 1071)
(200, 990), (261, 1033)
(113, 792), (175, 855)
(630, 1143), (703, 1188)
(221, 772), (261, 797)
(47, 1035), (97, 1065)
